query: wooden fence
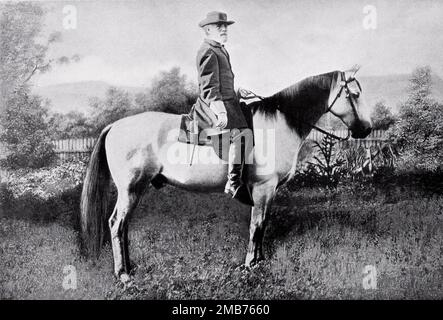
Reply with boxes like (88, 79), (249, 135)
(306, 129), (388, 148)
(51, 130), (389, 160)
(52, 137), (97, 161)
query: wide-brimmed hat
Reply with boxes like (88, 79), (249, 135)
(198, 11), (235, 27)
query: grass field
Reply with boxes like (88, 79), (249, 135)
(0, 174), (442, 299)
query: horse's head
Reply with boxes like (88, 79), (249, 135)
(327, 65), (372, 139)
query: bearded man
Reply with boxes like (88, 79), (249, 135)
(195, 11), (254, 206)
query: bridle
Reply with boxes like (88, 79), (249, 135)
(239, 71), (362, 141)
(319, 71), (362, 140)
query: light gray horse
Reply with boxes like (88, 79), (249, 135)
(80, 67), (372, 283)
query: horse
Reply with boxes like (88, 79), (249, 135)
(80, 66), (372, 283)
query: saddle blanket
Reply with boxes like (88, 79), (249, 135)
(178, 101), (254, 147)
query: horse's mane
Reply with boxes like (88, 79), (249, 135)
(250, 70), (340, 136)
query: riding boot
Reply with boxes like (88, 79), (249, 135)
(224, 129), (254, 206)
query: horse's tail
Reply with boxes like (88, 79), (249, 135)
(80, 124), (113, 258)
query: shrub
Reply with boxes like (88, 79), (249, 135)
(135, 67), (197, 114)
(372, 167), (443, 195)
(389, 66), (443, 171)
(337, 141), (398, 175)
(48, 111), (95, 139)
(309, 135), (345, 188)
(0, 89), (56, 169)
(88, 87), (136, 134)
(337, 143), (368, 174)
(0, 160), (87, 223)
(370, 101), (397, 130)
(289, 135), (345, 190)
(289, 137), (400, 191)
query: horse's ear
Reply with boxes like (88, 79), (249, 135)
(345, 64), (361, 80)
(350, 64), (361, 77)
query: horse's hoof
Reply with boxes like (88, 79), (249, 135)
(120, 273), (131, 284)
(241, 258), (264, 271)
(251, 259), (264, 269)
(236, 264), (251, 273)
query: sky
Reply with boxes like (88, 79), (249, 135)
(33, 0), (443, 95)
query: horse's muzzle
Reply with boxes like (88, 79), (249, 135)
(350, 121), (372, 139)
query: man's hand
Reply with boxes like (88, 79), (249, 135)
(216, 112), (228, 129)
(210, 101), (228, 129)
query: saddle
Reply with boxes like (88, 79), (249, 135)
(177, 97), (255, 161)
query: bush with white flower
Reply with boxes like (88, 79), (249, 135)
(0, 160), (88, 222)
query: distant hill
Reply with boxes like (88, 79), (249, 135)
(32, 81), (143, 114)
(32, 74), (443, 115)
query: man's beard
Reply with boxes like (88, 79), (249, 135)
(219, 34), (227, 43)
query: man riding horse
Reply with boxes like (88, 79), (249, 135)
(80, 11), (372, 282)
(195, 11), (254, 206)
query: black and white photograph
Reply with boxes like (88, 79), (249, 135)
(0, 0), (442, 304)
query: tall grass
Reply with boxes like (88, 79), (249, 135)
(1, 173), (442, 299)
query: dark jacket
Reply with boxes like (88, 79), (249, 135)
(195, 39), (247, 129)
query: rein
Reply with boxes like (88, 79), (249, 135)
(239, 71), (360, 142)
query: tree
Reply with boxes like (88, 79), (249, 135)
(408, 65), (432, 102)
(0, 2), (64, 168)
(48, 111), (95, 139)
(79, 68), (198, 136)
(0, 2), (62, 111)
(0, 89), (55, 168)
(370, 101), (396, 130)
(88, 87), (135, 134)
(135, 67), (197, 114)
(389, 66), (443, 171)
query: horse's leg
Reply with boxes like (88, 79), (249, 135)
(121, 183), (149, 274)
(122, 221), (130, 273)
(108, 188), (142, 282)
(245, 176), (278, 267)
